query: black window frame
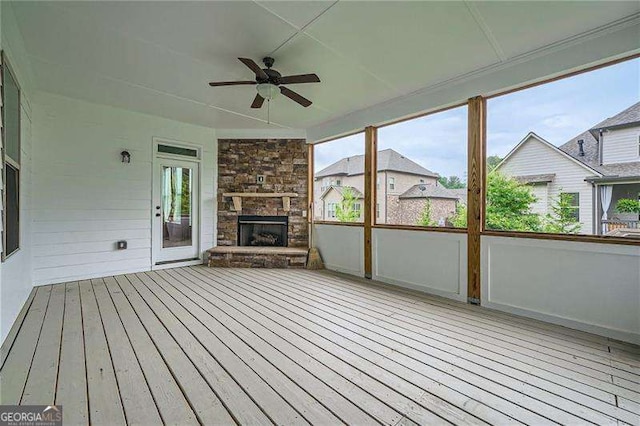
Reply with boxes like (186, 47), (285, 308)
(1, 51), (21, 261)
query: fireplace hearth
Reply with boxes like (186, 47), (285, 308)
(238, 215), (288, 247)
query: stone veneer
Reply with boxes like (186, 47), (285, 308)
(217, 138), (308, 248)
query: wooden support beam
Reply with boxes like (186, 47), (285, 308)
(307, 144), (314, 225)
(467, 96), (486, 304)
(364, 126), (377, 279)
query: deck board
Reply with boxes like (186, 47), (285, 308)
(21, 283), (66, 404)
(1, 266), (639, 425)
(0, 285), (51, 404)
(56, 282), (89, 425)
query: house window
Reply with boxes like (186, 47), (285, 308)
(336, 179), (342, 187)
(419, 179), (424, 183)
(376, 203), (380, 218)
(389, 177), (395, 190)
(2, 54), (21, 259)
(327, 203), (337, 218)
(561, 192), (580, 222)
(354, 203), (361, 217)
(377, 176), (380, 189)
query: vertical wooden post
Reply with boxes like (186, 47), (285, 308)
(467, 96), (485, 304)
(307, 143), (314, 247)
(364, 126), (377, 279)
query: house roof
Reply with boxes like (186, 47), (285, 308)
(500, 102), (640, 180)
(399, 184), (465, 201)
(315, 149), (438, 179)
(319, 185), (364, 200)
(496, 132), (602, 176)
(514, 174), (556, 184)
(558, 102), (640, 178)
(590, 101), (640, 133)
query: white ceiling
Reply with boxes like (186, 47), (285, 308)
(10, 1), (640, 131)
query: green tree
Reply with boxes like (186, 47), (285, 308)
(335, 188), (361, 222)
(543, 193), (581, 234)
(487, 155), (502, 172)
(438, 175), (465, 189)
(417, 200), (436, 226)
(452, 172), (542, 231)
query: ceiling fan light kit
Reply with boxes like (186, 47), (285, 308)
(256, 83), (280, 101)
(208, 57), (320, 110)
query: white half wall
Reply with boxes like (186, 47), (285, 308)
(313, 224), (364, 277)
(373, 228), (467, 302)
(482, 235), (640, 344)
(31, 92), (217, 286)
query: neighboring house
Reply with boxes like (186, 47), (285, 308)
(396, 184), (467, 226)
(496, 102), (640, 235)
(315, 148), (464, 225)
(318, 186), (364, 220)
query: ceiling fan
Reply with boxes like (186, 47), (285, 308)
(209, 57), (320, 108)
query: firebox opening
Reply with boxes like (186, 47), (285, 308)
(237, 215), (288, 247)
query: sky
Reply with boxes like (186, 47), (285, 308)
(314, 57), (640, 179)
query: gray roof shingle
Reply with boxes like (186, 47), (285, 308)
(315, 149), (438, 179)
(399, 184), (464, 201)
(319, 185), (364, 200)
(514, 174), (556, 184)
(590, 101), (640, 131)
(558, 102), (640, 178)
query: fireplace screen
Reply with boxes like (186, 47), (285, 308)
(237, 215), (288, 247)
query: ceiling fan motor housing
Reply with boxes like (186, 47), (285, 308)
(260, 68), (282, 85)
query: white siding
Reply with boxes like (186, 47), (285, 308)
(0, 1), (36, 342)
(602, 126), (640, 164)
(498, 136), (594, 233)
(32, 93), (216, 286)
(529, 183), (549, 216)
(482, 235), (640, 344)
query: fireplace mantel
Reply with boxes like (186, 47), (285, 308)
(223, 192), (299, 212)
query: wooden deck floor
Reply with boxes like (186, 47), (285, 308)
(1, 267), (639, 425)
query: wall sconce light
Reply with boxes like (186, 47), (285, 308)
(121, 150), (131, 163)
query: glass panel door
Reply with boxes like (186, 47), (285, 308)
(153, 158), (199, 264)
(162, 166), (193, 248)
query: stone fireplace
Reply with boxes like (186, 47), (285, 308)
(237, 215), (288, 247)
(210, 138), (308, 268)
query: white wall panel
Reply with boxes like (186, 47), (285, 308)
(0, 1), (35, 342)
(482, 235), (640, 344)
(373, 228), (467, 301)
(313, 224), (364, 276)
(32, 93), (217, 286)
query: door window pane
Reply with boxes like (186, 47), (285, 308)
(162, 166), (193, 248)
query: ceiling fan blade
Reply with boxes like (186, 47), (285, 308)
(209, 81), (256, 87)
(280, 86), (312, 107)
(279, 73), (320, 84)
(238, 57), (269, 80)
(251, 93), (265, 109)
